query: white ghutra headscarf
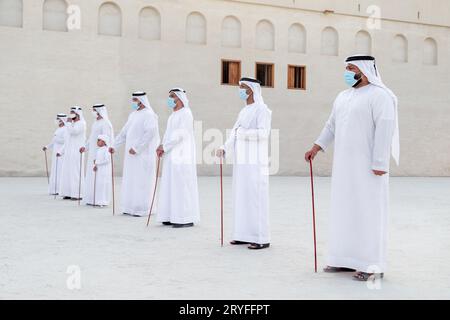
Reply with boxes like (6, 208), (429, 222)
(70, 106), (85, 122)
(56, 113), (67, 125)
(97, 134), (110, 147)
(92, 104), (110, 121)
(239, 77), (267, 106)
(238, 77), (272, 128)
(346, 54), (400, 165)
(93, 103), (113, 132)
(132, 91), (158, 118)
(169, 87), (190, 109)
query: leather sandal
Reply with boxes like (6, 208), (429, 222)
(248, 243), (270, 250)
(323, 266), (356, 273)
(353, 271), (384, 281)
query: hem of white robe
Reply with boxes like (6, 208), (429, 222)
(61, 193), (83, 198)
(121, 208), (149, 216)
(371, 165), (390, 172)
(92, 202), (109, 206)
(232, 234), (270, 245)
(82, 198), (109, 206)
(156, 214), (200, 224)
(327, 255), (386, 273)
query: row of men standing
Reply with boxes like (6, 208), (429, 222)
(43, 55), (399, 280)
(44, 89), (201, 228)
(44, 80), (272, 249)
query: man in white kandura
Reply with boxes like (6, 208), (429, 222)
(81, 104), (114, 206)
(57, 107), (87, 200)
(156, 88), (200, 228)
(91, 134), (112, 207)
(216, 77), (272, 250)
(110, 92), (160, 217)
(305, 55), (400, 281)
(43, 113), (67, 196)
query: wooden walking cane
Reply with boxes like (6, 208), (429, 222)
(220, 156), (224, 247)
(111, 153), (115, 215)
(54, 156), (58, 200)
(78, 152), (82, 206)
(309, 158), (318, 273)
(146, 156), (161, 227)
(44, 149), (50, 184)
(93, 163), (97, 207)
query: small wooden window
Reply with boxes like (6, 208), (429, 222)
(221, 60), (241, 85)
(287, 65), (306, 90)
(255, 63), (274, 87)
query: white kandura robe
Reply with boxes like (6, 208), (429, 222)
(59, 120), (86, 198)
(157, 107), (200, 224)
(46, 126), (67, 195)
(315, 84), (396, 273)
(222, 102), (272, 244)
(91, 146), (111, 206)
(83, 119), (114, 205)
(114, 109), (160, 216)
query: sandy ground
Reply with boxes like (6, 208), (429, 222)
(0, 176), (449, 300)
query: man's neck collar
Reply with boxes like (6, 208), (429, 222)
(354, 81), (370, 89)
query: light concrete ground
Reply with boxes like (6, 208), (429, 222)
(0, 176), (449, 300)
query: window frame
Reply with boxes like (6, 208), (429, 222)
(255, 62), (275, 88)
(287, 64), (306, 90)
(220, 59), (242, 86)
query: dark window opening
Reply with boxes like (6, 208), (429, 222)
(255, 63), (274, 87)
(288, 65), (306, 90)
(221, 60), (241, 85)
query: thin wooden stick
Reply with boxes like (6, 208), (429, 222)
(44, 150), (49, 184)
(309, 159), (318, 273)
(111, 153), (115, 215)
(93, 165), (97, 207)
(220, 157), (224, 247)
(78, 152), (82, 206)
(146, 156), (161, 227)
(54, 156), (58, 199)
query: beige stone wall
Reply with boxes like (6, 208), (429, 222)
(230, 0), (450, 27)
(0, 0), (449, 177)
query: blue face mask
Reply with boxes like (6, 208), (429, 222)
(239, 88), (249, 100)
(344, 71), (359, 87)
(131, 102), (139, 110)
(167, 97), (176, 109)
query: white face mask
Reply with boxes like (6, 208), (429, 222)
(92, 111), (99, 119)
(69, 113), (77, 119)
